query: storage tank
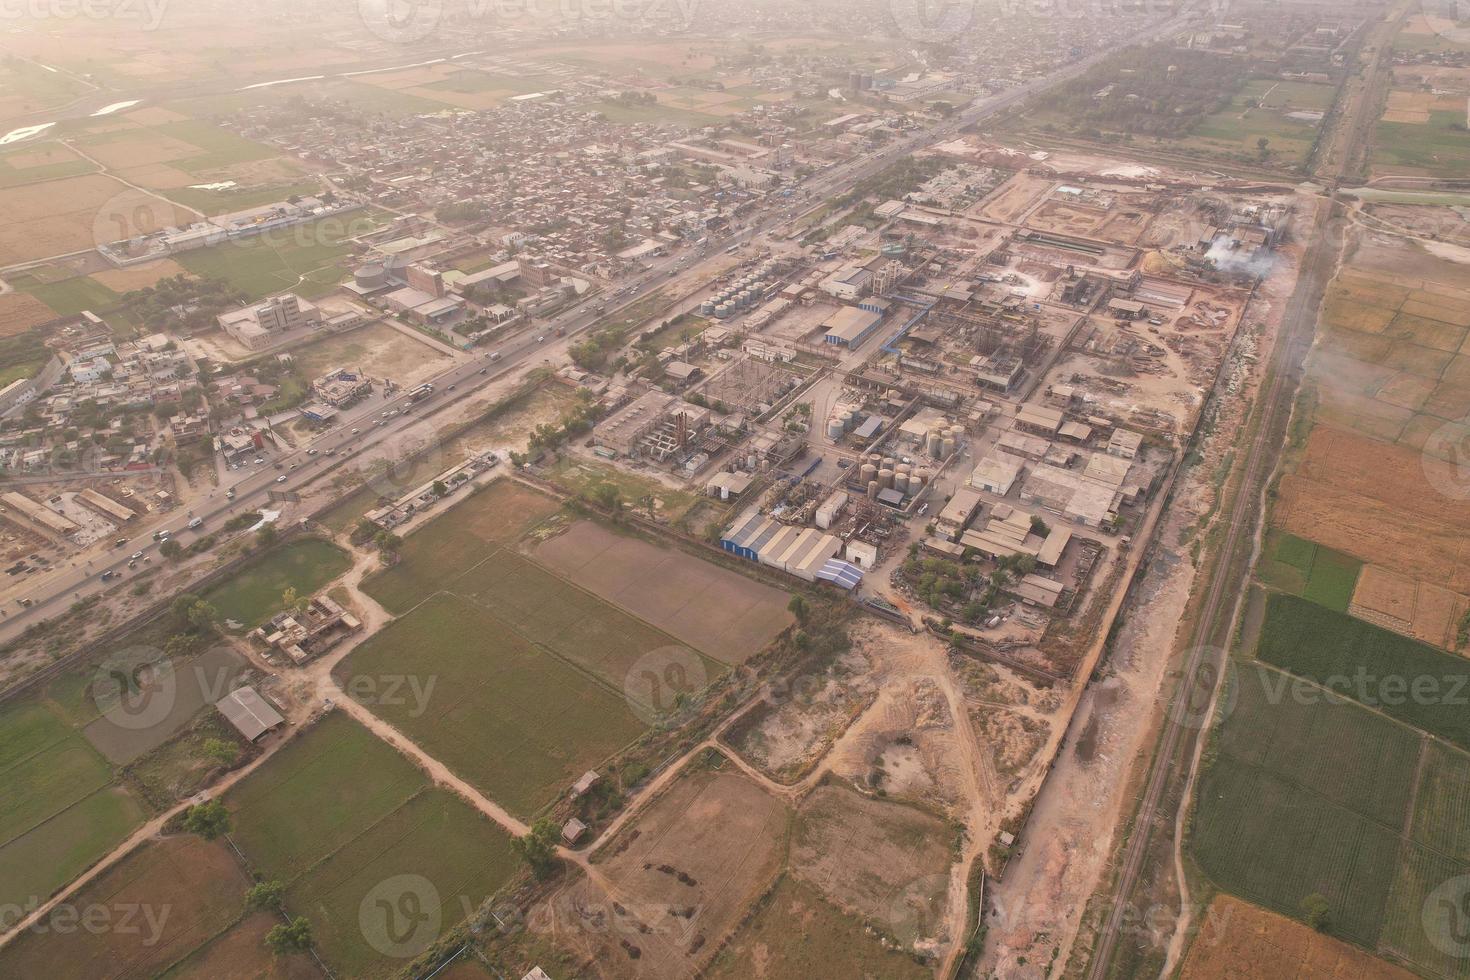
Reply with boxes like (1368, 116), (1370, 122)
(354, 263), (388, 289)
(701, 300), (716, 316)
(826, 417), (844, 439)
(879, 467), (894, 490)
(941, 437), (955, 457)
(950, 424), (966, 442)
(715, 303), (732, 318)
(867, 480), (880, 499)
(861, 463), (879, 485)
(927, 430), (944, 458)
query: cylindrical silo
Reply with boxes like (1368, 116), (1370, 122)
(861, 463), (878, 485)
(867, 480), (879, 499)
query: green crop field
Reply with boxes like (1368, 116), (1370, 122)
(1256, 593), (1470, 750)
(452, 550), (726, 694)
(175, 212), (387, 301)
(1255, 530), (1361, 611)
(1374, 112), (1470, 177)
(1408, 741), (1470, 864)
(226, 712), (426, 878)
(362, 479), (561, 614)
(0, 699), (144, 909)
(337, 593), (646, 818)
(286, 787), (518, 978)
(1192, 664), (1420, 948)
(202, 537), (351, 628)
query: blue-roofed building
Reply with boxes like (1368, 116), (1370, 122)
(817, 559), (864, 590)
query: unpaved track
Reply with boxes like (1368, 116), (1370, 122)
(1084, 193), (1343, 980)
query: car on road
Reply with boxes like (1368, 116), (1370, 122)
(114, 538), (127, 548)
(306, 448), (317, 456)
(351, 427), (360, 434)
(100, 570), (116, 581)
(225, 489), (236, 500)
(536, 335), (546, 343)
(447, 383), (456, 390)
(489, 352), (501, 361)
(130, 552), (143, 561)
(275, 475), (287, 483)
(479, 367), (487, 374)
(325, 449), (336, 457)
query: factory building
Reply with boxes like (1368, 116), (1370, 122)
(217, 293), (322, 351)
(821, 306), (884, 347)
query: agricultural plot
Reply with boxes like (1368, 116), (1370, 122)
(226, 714), (514, 976)
(1274, 425), (1470, 597)
(452, 550), (726, 694)
(705, 877), (934, 980)
(1254, 529), (1361, 612)
(0, 698), (144, 909)
(226, 712), (426, 878)
(0, 835), (254, 979)
(532, 520), (795, 665)
(83, 645), (249, 765)
(285, 788), (517, 978)
(201, 538), (351, 628)
(1180, 895), (1419, 980)
(1306, 270), (1470, 447)
(362, 479), (561, 614)
(336, 593), (647, 818)
(1255, 593), (1470, 751)
(1192, 663), (1420, 949)
(0, 173), (191, 267)
(0, 141), (96, 189)
(161, 912), (323, 979)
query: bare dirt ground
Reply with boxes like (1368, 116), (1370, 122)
(548, 768), (790, 979)
(790, 782), (955, 954)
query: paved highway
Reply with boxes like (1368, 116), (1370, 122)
(0, 8), (1197, 644)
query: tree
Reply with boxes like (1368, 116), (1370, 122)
(1257, 137), (1271, 160)
(512, 818), (561, 879)
(256, 524), (278, 549)
(787, 594), (809, 623)
(265, 916), (313, 955)
(182, 799), (230, 840)
(172, 594), (218, 631)
(431, 480), (448, 497)
(281, 586), (309, 614)
(1300, 893), (1330, 932)
(245, 880), (285, 911)
(159, 539), (182, 560)
(202, 738), (237, 765)
(592, 483), (624, 514)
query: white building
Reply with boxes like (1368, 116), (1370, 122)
(218, 294), (322, 351)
